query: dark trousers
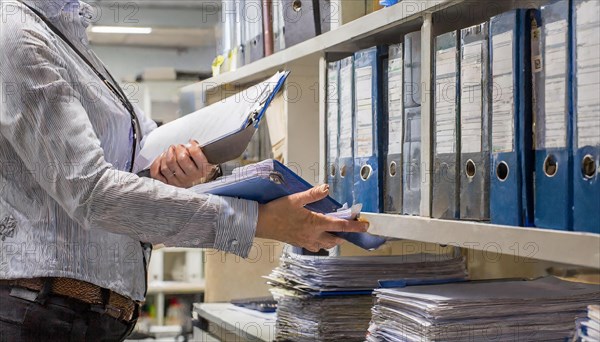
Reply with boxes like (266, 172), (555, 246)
(0, 285), (137, 341)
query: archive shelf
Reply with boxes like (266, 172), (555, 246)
(181, 0), (599, 270)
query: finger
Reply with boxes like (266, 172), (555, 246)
(317, 216), (370, 233)
(150, 155), (168, 183)
(288, 184), (329, 207)
(174, 144), (197, 176)
(317, 233), (345, 250)
(165, 145), (185, 180)
(187, 140), (213, 173)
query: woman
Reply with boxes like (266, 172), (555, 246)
(0, 0), (368, 340)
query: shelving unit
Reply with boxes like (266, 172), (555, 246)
(181, 0), (599, 283)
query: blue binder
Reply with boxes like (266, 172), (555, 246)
(353, 46), (387, 213)
(572, 0), (600, 233)
(338, 56), (355, 207)
(193, 159), (387, 250)
(489, 9), (536, 227)
(402, 31), (422, 216)
(533, 0), (572, 230)
(326, 61), (342, 202)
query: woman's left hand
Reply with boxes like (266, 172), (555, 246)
(149, 140), (218, 188)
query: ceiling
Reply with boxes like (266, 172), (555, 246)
(87, 27), (216, 49)
(86, 0), (222, 9)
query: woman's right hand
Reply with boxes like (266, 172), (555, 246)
(255, 184), (370, 252)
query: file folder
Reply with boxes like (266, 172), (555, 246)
(135, 71), (289, 172)
(459, 23), (490, 221)
(281, 0), (330, 48)
(403, 31), (422, 108)
(384, 43), (404, 214)
(572, 0), (600, 233)
(403, 31), (422, 216)
(403, 106), (421, 216)
(532, 0), (572, 230)
(338, 56), (355, 207)
(432, 31), (460, 219)
(489, 9), (536, 227)
(326, 61), (342, 202)
(192, 159), (387, 250)
(244, 0), (265, 63)
(353, 46), (387, 213)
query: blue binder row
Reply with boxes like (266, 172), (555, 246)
(323, 2), (598, 233)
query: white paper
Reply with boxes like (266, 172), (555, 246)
(388, 56), (404, 154)
(355, 66), (373, 158)
(327, 66), (340, 160)
(339, 64), (353, 159)
(460, 40), (484, 154)
(135, 71), (287, 172)
(543, 19), (569, 149)
(491, 31), (515, 153)
(576, 1), (600, 147)
(435, 46), (457, 155)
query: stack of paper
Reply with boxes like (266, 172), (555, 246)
(266, 252), (468, 341)
(575, 304), (600, 341)
(368, 277), (600, 342)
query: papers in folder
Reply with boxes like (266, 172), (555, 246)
(368, 277), (600, 342)
(190, 159), (387, 251)
(266, 251), (468, 341)
(134, 71), (289, 172)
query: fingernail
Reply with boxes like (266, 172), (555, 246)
(363, 222), (370, 230)
(320, 184), (329, 193)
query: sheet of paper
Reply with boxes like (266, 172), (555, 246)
(460, 40), (485, 154)
(355, 66), (374, 158)
(435, 44), (458, 155)
(491, 31), (515, 153)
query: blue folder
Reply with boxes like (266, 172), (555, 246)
(489, 9), (536, 227)
(533, 0), (572, 230)
(572, 0), (600, 233)
(338, 56), (356, 208)
(192, 159), (387, 250)
(353, 46), (387, 213)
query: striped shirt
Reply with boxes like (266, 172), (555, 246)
(0, 0), (258, 301)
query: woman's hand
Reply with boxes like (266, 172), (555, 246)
(256, 184), (370, 252)
(149, 140), (218, 188)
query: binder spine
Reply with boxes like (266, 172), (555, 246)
(326, 61), (342, 202)
(402, 31), (422, 216)
(432, 31), (460, 219)
(459, 23), (490, 221)
(384, 43), (404, 214)
(533, 0), (572, 230)
(338, 56), (355, 206)
(353, 46), (386, 213)
(572, 0), (600, 233)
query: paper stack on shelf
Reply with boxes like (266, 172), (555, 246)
(368, 277), (600, 342)
(574, 305), (600, 342)
(266, 251), (468, 341)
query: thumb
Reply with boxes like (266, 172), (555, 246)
(289, 184), (329, 206)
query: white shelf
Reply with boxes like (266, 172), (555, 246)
(182, 0), (453, 92)
(363, 213), (600, 269)
(147, 280), (206, 294)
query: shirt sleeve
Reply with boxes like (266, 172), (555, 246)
(0, 7), (258, 257)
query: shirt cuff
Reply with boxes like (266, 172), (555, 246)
(212, 196), (258, 257)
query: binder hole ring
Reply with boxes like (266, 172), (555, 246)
(543, 154), (558, 177)
(360, 165), (373, 181)
(329, 164), (336, 177)
(465, 159), (476, 179)
(340, 165), (347, 178)
(269, 175), (282, 185)
(292, 0), (302, 12)
(582, 155), (596, 179)
(389, 161), (397, 177)
(496, 162), (509, 182)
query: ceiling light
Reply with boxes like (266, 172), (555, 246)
(90, 26), (153, 34)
